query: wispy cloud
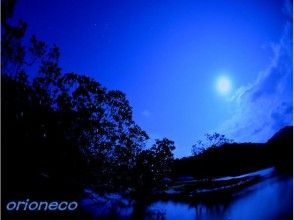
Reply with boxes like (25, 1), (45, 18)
(220, 19), (293, 143)
(142, 109), (151, 117)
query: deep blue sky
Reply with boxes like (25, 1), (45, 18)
(14, 0), (293, 157)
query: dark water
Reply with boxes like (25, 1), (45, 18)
(81, 173), (293, 220)
(148, 175), (293, 220)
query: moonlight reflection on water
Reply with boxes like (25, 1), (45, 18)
(81, 169), (293, 220)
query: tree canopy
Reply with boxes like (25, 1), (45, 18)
(192, 132), (233, 156)
(2, 1), (175, 198)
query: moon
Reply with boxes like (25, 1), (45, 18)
(216, 76), (231, 94)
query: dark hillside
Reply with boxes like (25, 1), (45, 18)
(173, 126), (293, 178)
(267, 126), (293, 172)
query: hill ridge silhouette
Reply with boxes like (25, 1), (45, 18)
(172, 126), (293, 178)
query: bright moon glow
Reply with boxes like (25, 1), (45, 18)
(217, 76), (231, 94)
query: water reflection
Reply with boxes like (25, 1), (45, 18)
(149, 175), (293, 220)
(81, 173), (293, 220)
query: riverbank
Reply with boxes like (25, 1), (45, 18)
(80, 167), (288, 220)
(157, 167), (275, 201)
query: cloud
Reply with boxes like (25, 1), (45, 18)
(142, 109), (151, 117)
(220, 21), (293, 143)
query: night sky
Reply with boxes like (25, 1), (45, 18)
(13, 0), (293, 157)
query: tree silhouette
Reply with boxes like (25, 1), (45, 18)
(2, 0), (176, 199)
(133, 138), (175, 193)
(192, 132), (233, 156)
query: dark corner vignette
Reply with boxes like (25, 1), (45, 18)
(1, 0), (293, 220)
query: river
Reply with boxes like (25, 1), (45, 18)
(80, 169), (293, 220)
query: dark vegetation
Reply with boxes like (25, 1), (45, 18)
(2, 0), (175, 203)
(173, 126), (293, 178)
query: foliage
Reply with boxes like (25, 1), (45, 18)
(134, 138), (175, 192)
(192, 132), (233, 156)
(175, 142), (272, 178)
(2, 1), (175, 197)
